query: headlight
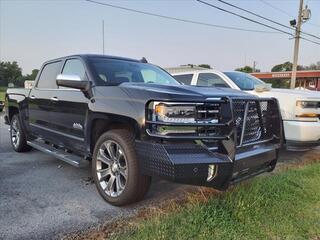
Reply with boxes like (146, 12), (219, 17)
(147, 101), (222, 136)
(150, 102), (219, 124)
(154, 103), (196, 123)
(296, 100), (319, 109)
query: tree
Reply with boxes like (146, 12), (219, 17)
(235, 66), (254, 73)
(271, 61), (307, 72)
(23, 69), (39, 80)
(0, 61), (23, 87)
(271, 61), (293, 72)
(198, 64), (211, 69)
(302, 61), (320, 70)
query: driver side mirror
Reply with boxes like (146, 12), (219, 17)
(56, 74), (93, 99)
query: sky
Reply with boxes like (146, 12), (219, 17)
(0, 0), (320, 74)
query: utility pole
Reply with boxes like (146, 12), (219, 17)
(290, 0), (304, 89)
(102, 20), (105, 55)
(253, 61), (257, 72)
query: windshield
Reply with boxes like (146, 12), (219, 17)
(224, 71), (265, 90)
(89, 58), (180, 86)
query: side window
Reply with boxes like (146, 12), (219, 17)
(37, 61), (62, 89)
(197, 73), (230, 88)
(173, 74), (193, 85)
(62, 59), (86, 80)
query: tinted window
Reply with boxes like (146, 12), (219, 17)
(224, 72), (265, 90)
(89, 58), (180, 86)
(197, 73), (230, 88)
(62, 59), (86, 80)
(174, 74), (193, 85)
(37, 61), (62, 89)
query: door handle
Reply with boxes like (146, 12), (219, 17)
(30, 95), (36, 99)
(50, 97), (59, 102)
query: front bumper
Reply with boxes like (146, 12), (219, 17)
(136, 141), (279, 190)
(283, 120), (320, 147)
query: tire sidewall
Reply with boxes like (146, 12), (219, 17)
(92, 130), (140, 205)
(10, 115), (24, 152)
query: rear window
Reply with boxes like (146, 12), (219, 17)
(197, 73), (230, 88)
(173, 74), (193, 85)
(37, 61), (62, 89)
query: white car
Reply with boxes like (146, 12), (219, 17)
(169, 68), (320, 150)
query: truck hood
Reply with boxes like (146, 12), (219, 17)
(248, 88), (320, 100)
(120, 83), (254, 101)
(247, 88), (320, 120)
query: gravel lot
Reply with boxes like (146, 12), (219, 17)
(0, 112), (319, 240)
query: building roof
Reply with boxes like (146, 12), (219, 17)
(252, 70), (320, 79)
(165, 65), (209, 74)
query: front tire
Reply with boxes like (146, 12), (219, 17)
(10, 114), (32, 152)
(92, 129), (151, 206)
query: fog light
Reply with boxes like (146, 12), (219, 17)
(207, 164), (217, 182)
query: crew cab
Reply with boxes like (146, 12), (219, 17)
(169, 68), (320, 150)
(4, 55), (282, 205)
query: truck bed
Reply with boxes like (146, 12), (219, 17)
(6, 88), (31, 96)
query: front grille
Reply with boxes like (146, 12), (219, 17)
(195, 103), (221, 123)
(232, 99), (280, 147)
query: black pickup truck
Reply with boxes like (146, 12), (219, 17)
(4, 54), (282, 205)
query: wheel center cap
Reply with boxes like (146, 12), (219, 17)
(111, 163), (119, 173)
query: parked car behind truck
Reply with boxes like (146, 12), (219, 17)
(170, 68), (320, 150)
(4, 55), (282, 205)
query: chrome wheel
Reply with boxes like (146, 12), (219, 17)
(11, 118), (20, 148)
(96, 140), (128, 197)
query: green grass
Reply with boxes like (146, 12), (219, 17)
(0, 87), (6, 101)
(115, 163), (320, 240)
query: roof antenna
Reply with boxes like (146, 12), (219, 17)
(140, 57), (148, 63)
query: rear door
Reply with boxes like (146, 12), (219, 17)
(28, 60), (63, 140)
(47, 58), (89, 152)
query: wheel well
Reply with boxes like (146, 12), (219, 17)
(8, 107), (19, 122)
(90, 118), (139, 153)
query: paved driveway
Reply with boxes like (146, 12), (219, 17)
(0, 113), (193, 240)
(0, 112), (319, 239)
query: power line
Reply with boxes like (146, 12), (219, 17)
(260, 0), (320, 29)
(196, 0), (293, 36)
(85, 0), (278, 34)
(215, 0), (320, 41)
(217, 0), (294, 31)
(259, 0), (294, 18)
(301, 36), (320, 46)
(196, 0), (320, 46)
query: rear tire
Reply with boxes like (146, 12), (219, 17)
(10, 114), (32, 152)
(92, 129), (151, 206)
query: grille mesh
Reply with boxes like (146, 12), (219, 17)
(233, 99), (279, 146)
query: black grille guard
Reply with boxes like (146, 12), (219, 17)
(145, 97), (282, 159)
(139, 97), (282, 189)
(145, 97), (282, 149)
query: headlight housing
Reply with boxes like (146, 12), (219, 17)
(150, 101), (220, 124)
(296, 100), (319, 109)
(296, 100), (320, 119)
(146, 101), (225, 137)
(154, 103), (197, 123)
